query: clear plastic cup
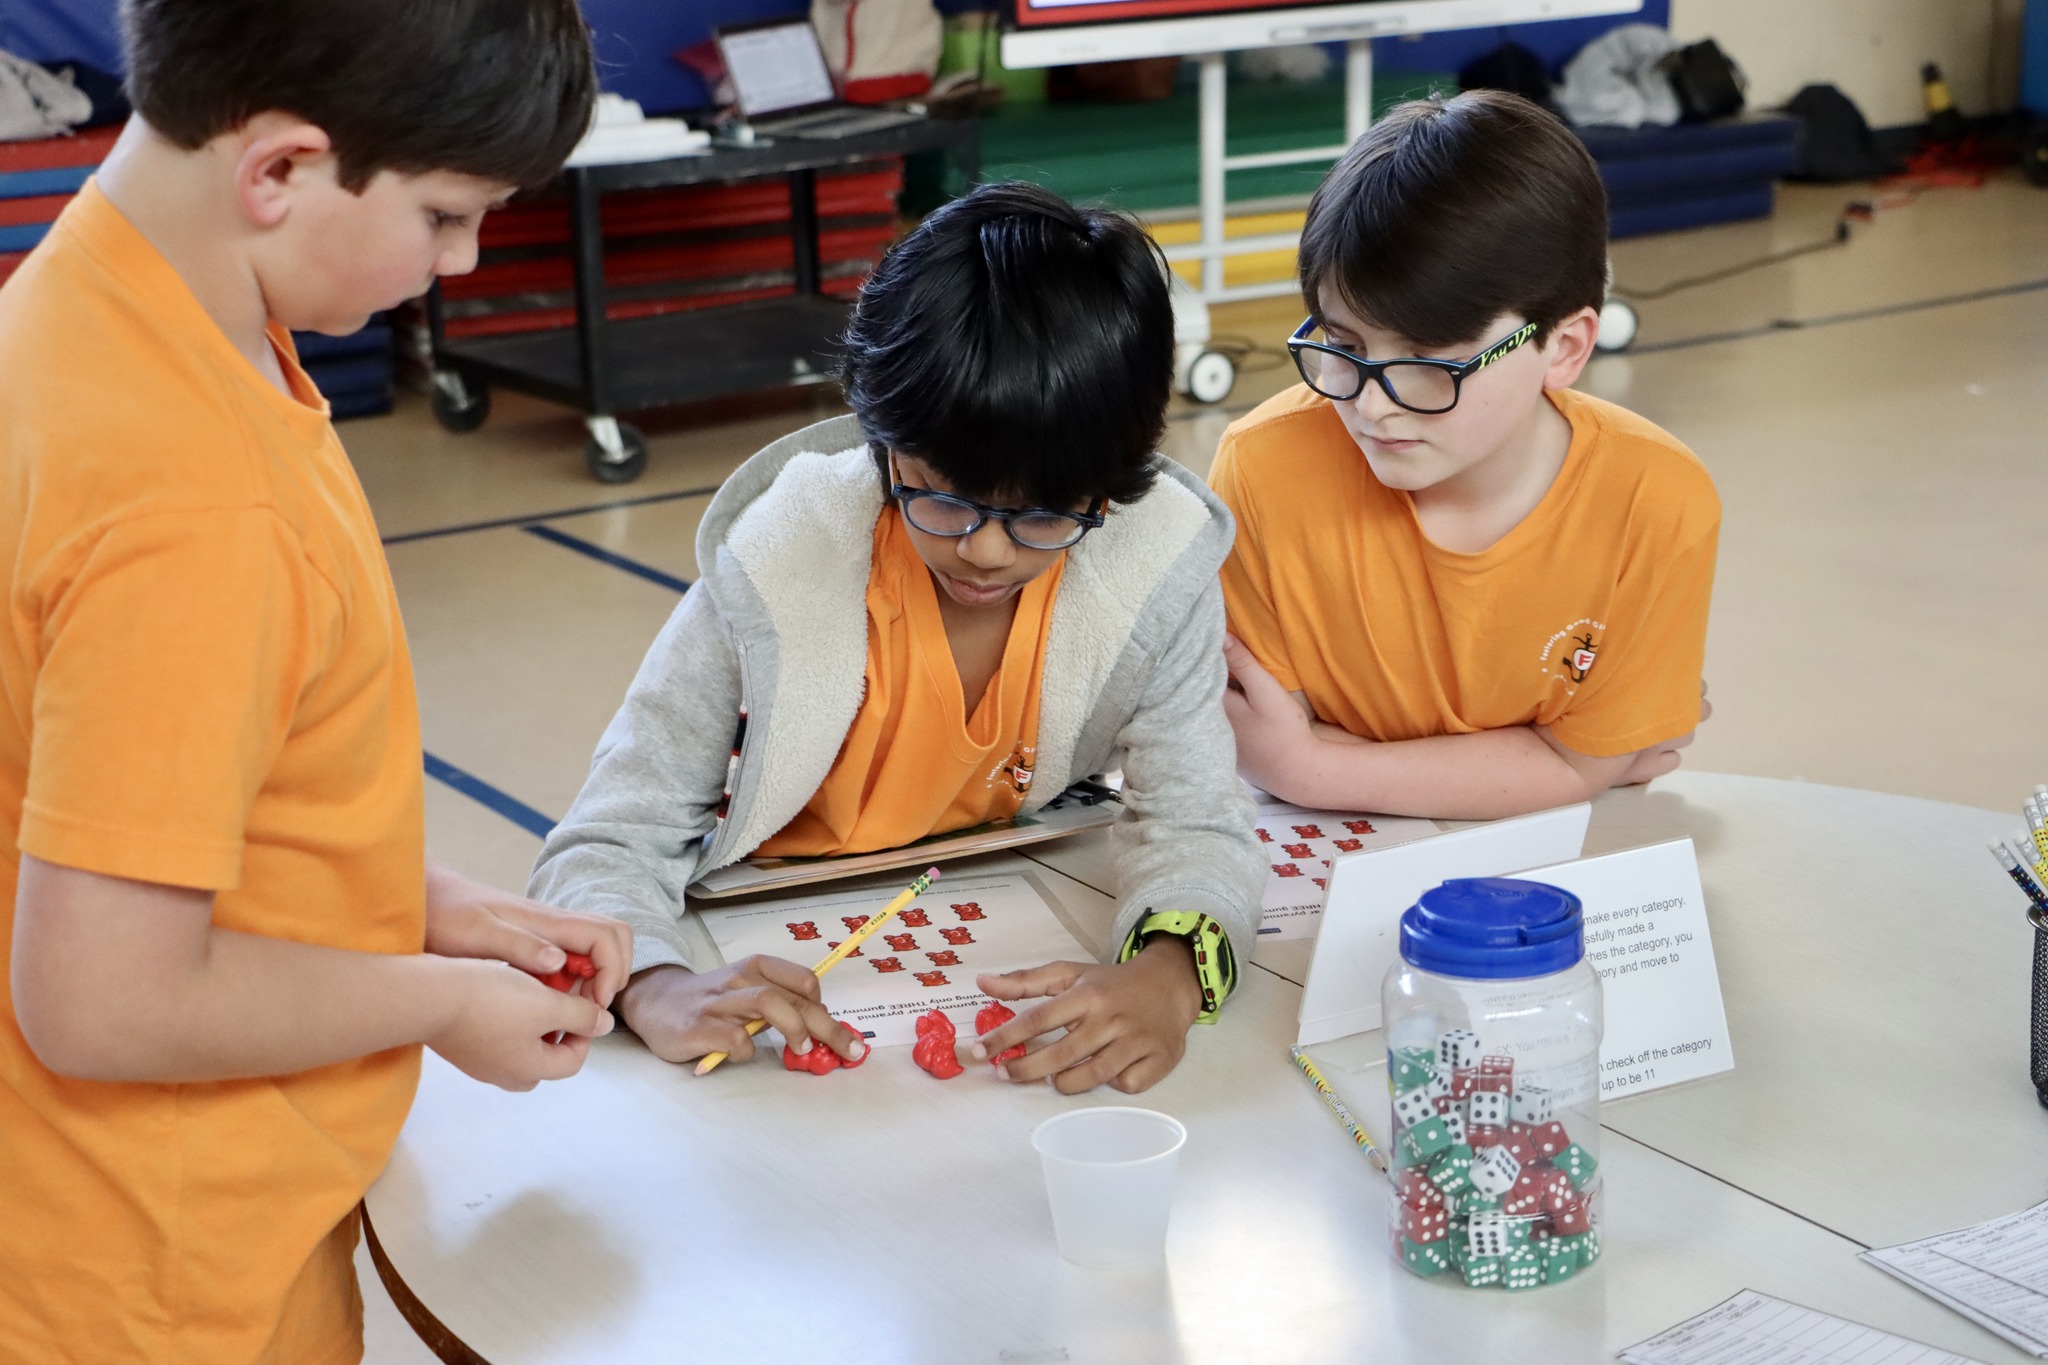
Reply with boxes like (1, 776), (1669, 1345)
(1031, 1107), (1186, 1267)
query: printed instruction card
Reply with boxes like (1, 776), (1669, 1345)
(701, 872), (1089, 1048)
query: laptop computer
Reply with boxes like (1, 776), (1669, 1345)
(714, 17), (925, 140)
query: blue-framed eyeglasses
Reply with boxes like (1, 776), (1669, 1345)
(1287, 318), (1540, 414)
(889, 458), (1105, 552)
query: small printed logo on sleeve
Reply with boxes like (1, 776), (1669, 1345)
(1539, 619), (1606, 694)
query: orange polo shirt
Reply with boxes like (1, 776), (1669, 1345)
(0, 182), (425, 1363)
(1211, 384), (1718, 758)
(759, 509), (1064, 856)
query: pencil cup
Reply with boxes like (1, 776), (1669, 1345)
(1032, 1107), (1186, 1268)
(2031, 908), (2048, 1109)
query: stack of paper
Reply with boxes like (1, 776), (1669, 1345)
(1620, 1289), (1985, 1364)
(1865, 1200), (2048, 1356)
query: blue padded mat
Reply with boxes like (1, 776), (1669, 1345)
(0, 166), (94, 200)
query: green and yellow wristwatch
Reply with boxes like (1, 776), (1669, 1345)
(1117, 910), (1236, 1024)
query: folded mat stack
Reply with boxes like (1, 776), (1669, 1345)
(439, 159), (904, 341)
(1573, 113), (1804, 239)
(2, 124), (398, 420)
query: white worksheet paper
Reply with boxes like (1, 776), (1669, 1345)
(702, 873), (1089, 1048)
(1618, 1289), (1987, 1365)
(1864, 1199), (2048, 1355)
(1253, 801), (1438, 939)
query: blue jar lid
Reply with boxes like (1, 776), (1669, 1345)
(1399, 878), (1584, 980)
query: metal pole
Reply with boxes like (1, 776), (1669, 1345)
(1344, 38), (1374, 145)
(1198, 51), (1227, 300)
(567, 168), (611, 419)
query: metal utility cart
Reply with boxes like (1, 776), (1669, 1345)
(426, 118), (981, 483)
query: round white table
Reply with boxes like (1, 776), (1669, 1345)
(364, 772), (2047, 1363)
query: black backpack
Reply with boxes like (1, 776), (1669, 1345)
(1783, 83), (1896, 181)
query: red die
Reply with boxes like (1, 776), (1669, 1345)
(1449, 1067), (1478, 1101)
(1531, 1121), (1571, 1159)
(1542, 1171), (1578, 1215)
(1479, 1054), (1515, 1082)
(1502, 1124), (1537, 1167)
(1395, 1169), (1444, 1209)
(1468, 1125), (1505, 1150)
(1400, 1202), (1449, 1244)
(1504, 1170), (1549, 1217)
(1551, 1197), (1593, 1236)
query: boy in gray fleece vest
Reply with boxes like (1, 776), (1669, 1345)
(530, 183), (1264, 1095)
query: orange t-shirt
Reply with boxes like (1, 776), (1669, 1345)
(0, 183), (425, 1364)
(1210, 384), (1719, 758)
(758, 509), (1064, 857)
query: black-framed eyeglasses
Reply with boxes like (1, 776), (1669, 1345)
(889, 461), (1105, 552)
(1287, 318), (1540, 414)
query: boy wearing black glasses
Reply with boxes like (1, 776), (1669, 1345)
(532, 182), (1263, 1094)
(1212, 91), (1720, 820)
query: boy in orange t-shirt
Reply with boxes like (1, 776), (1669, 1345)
(0, 4), (628, 1361)
(1213, 91), (1720, 819)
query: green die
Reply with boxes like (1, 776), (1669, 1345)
(1391, 1048), (1437, 1091)
(1557, 1143), (1599, 1190)
(1581, 1227), (1602, 1265)
(1461, 1254), (1503, 1288)
(1401, 1115), (1454, 1161)
(1502, 1245), (1544, 1291)
(1428, 1143), (1475, 1197)
(1460, 1190), (1502, 1215)
(1393, 1130), (1433, 1169)
(1541, 1239), (1581, 1283)
(1501, 1215), (1535, 1250)
(1400, 1237), (1453, 1277)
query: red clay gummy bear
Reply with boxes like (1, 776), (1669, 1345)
(532, 950), (597, 994)
(912, 1009), (964, 1079)
(781, 1020), (868, 1075)
(974, 1001), (1027, 1066)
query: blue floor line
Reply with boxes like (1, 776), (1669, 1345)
(423, 751), (557, 839)
(522, 523), (693, 595)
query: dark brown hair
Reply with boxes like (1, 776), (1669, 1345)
(1298, 90), (1608, 349)
(842, 181), (1171, 510)
(122, 0), (596, 192)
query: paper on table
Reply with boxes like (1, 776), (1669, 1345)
(1618, 1288), (1988, 1365)
(1862, 1199), (2048, 1356)
(700, 872), (1089, 1048)
(1252, 801), (1438, 940)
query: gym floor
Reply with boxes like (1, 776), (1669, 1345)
(353, 172), (2048, 1361)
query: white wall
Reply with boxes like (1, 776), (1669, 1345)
(1668, 0), (2026, 127)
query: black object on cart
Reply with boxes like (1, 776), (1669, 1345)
(426, 117), (981, 483)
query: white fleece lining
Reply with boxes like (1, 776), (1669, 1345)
(718, 443), (1211, 856)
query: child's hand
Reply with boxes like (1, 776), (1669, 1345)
(427, 957), (615, 1092)
(614, 958), (868, 1069)
(1221, 634), (1322, 794)
(423, 860), (633, 1009)
(970, 937), (1204, 1095)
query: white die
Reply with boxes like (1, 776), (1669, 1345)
(1466, 1210), (1511, 1260)
(1436, 1028), (1481, 1070)
(1393, 1086), (1437, 1129)
(1440, 1106), (1467, 1146)
(1467, 1090), (1509, 1128)
(1510, 1085), (1553, 1125)
(1469, 1145), (1522, 1198)
(1424, 1069), (1452, 1105)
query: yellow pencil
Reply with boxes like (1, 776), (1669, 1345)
(695, 865), (941, 1076)
(1291, 1045), (1389, 1173)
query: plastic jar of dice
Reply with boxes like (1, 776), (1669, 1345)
(1382, 877), (1603, 1290)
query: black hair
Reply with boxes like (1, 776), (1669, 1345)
(122, 0), (596, 192)
(1298, 90), (1608, 349)
(841, 181), (1173, 510)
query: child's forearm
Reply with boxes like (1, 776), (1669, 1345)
(1269, 726), (1616, 820)
(13, 855), (471, 1083)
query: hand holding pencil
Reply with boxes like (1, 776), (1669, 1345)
(694, 866), (941, 1076)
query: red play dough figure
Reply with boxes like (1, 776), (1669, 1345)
(912, 1009), (964, 1079)
(781, 1020), (868, 1075)
(528, 951), (599, 1043)
(974, 1001), (1027, 1066)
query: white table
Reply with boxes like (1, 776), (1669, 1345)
(365, 776), (2048, 1363)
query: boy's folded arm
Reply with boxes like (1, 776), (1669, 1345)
(1273, 720), (1637, 821)
(527, 586), (742, 974)
(1108, 578), (1266, 958)
(13, 855), (468, 1083)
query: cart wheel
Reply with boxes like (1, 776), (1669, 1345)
(1595, 299), (1639, 354)
(429, 372), (490, 433)
(1185, 350), (1237, 404)
(585, 422), (648, 484)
